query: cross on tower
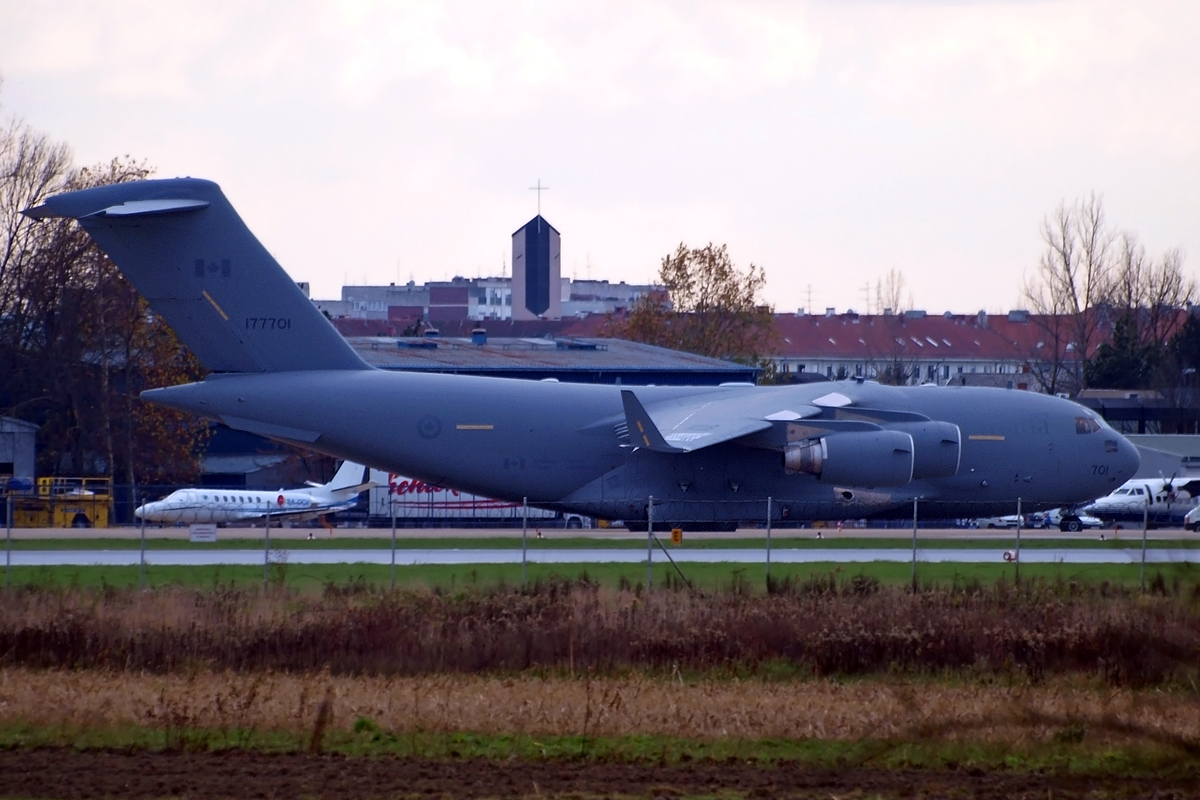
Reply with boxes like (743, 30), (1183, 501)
(529, 179), (549, 217)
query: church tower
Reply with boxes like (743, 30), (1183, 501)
(511, 214), (561, 320)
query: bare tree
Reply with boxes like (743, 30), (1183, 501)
(0, 117), (72, 315)
(1023, 195), (1193, 395)
(873, 268), (913, 315)
(1110, 233), (1194, 347)
(1022, 194), (1117, 394)
(866, 270), (919, 384)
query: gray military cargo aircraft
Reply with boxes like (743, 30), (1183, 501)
(25, 179), (1140, 529)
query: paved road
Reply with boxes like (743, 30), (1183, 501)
(6, 547), (1196, 566)
(4, 526), (1197, 541)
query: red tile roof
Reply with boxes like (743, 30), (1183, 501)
(769, 312), (1059, 362)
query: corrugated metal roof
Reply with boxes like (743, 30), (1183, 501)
(347, 336), (755, 374)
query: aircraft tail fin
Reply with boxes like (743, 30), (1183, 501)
(325, 460), (370, 492)
(23, 178), (370, 373)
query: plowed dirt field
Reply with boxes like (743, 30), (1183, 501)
(3, 748), (1198, 799)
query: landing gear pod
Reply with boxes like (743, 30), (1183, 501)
(784, 430), (915, 487)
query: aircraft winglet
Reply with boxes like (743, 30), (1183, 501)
(620, 390), (686, 453)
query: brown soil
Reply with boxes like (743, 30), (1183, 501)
(2, 747), (1198, 799)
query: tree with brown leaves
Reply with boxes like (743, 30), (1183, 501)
(608, 243), (775, 376)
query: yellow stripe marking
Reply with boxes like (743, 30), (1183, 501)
(456, 424), (494, 430)
(202, 290), (229, 321)
(642, 434), (651, 446)
(968, 434), (1006, 441)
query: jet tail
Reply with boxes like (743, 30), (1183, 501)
(323, 460), (372, 494)
(23, 179), (369, 373)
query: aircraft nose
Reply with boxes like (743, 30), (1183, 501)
(135, 501), (161, 520)
(1114, 435), (1140, 484)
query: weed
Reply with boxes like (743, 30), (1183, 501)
(0, 578), (1197, 685)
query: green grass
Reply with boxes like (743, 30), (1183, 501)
(2, 559), (1194, 592)
(0, 719), (1194, 776)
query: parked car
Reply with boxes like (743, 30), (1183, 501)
(1041, 507), (1105, 532)
(1184, 506), (1200, 532)
(973, 515), (1022, 529)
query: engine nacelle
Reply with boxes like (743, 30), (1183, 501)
(888, 421), (961, 480)
(784, 430), (915, 487)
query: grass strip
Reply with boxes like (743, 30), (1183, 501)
(2, 559), (1197, 591)
(0, 720), (1195, 777)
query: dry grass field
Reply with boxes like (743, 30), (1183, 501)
(2, 578), (1199, 798)
(2, 668), (1199, 748)
(1, 577), (1198, 684)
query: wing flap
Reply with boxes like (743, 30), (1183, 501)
(621, 389), (813, 453)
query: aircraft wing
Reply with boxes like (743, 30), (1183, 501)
(236, 500), (359, 522)
(620, 389), (838, 453)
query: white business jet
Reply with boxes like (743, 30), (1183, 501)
(134, 461), (373, 525)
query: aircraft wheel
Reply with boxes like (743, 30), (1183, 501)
(1061, 519), (1082, 533)
(71, 513), (91, 528)
(566, 517), (583, 529)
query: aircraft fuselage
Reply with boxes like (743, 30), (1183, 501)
(147, 371), (1139, 525)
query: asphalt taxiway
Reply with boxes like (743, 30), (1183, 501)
(6, 547), (1196, 567)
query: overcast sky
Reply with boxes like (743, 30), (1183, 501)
(1, 1), (1196, 314)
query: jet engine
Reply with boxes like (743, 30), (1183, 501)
(783, 430), (915, 487)
(888, 421), (961, 480)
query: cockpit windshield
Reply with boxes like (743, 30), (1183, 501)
(1075, 416), (1101, 434)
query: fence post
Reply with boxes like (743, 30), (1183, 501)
(5, 491), (11, 592)
(647, 496), (655, 591)
(138, 488), (146, 591)
(264, 507), (271, 589)
(765, 496), (772, 587)
(911, 497), (919, 592)
(390, 489), (397, 590)
(1014, 497), (1022, 586)
(522, 497), (528, 588)
(1140, 497), (1149, 592)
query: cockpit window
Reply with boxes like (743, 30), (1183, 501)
(1075, 416), (1101, 434)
